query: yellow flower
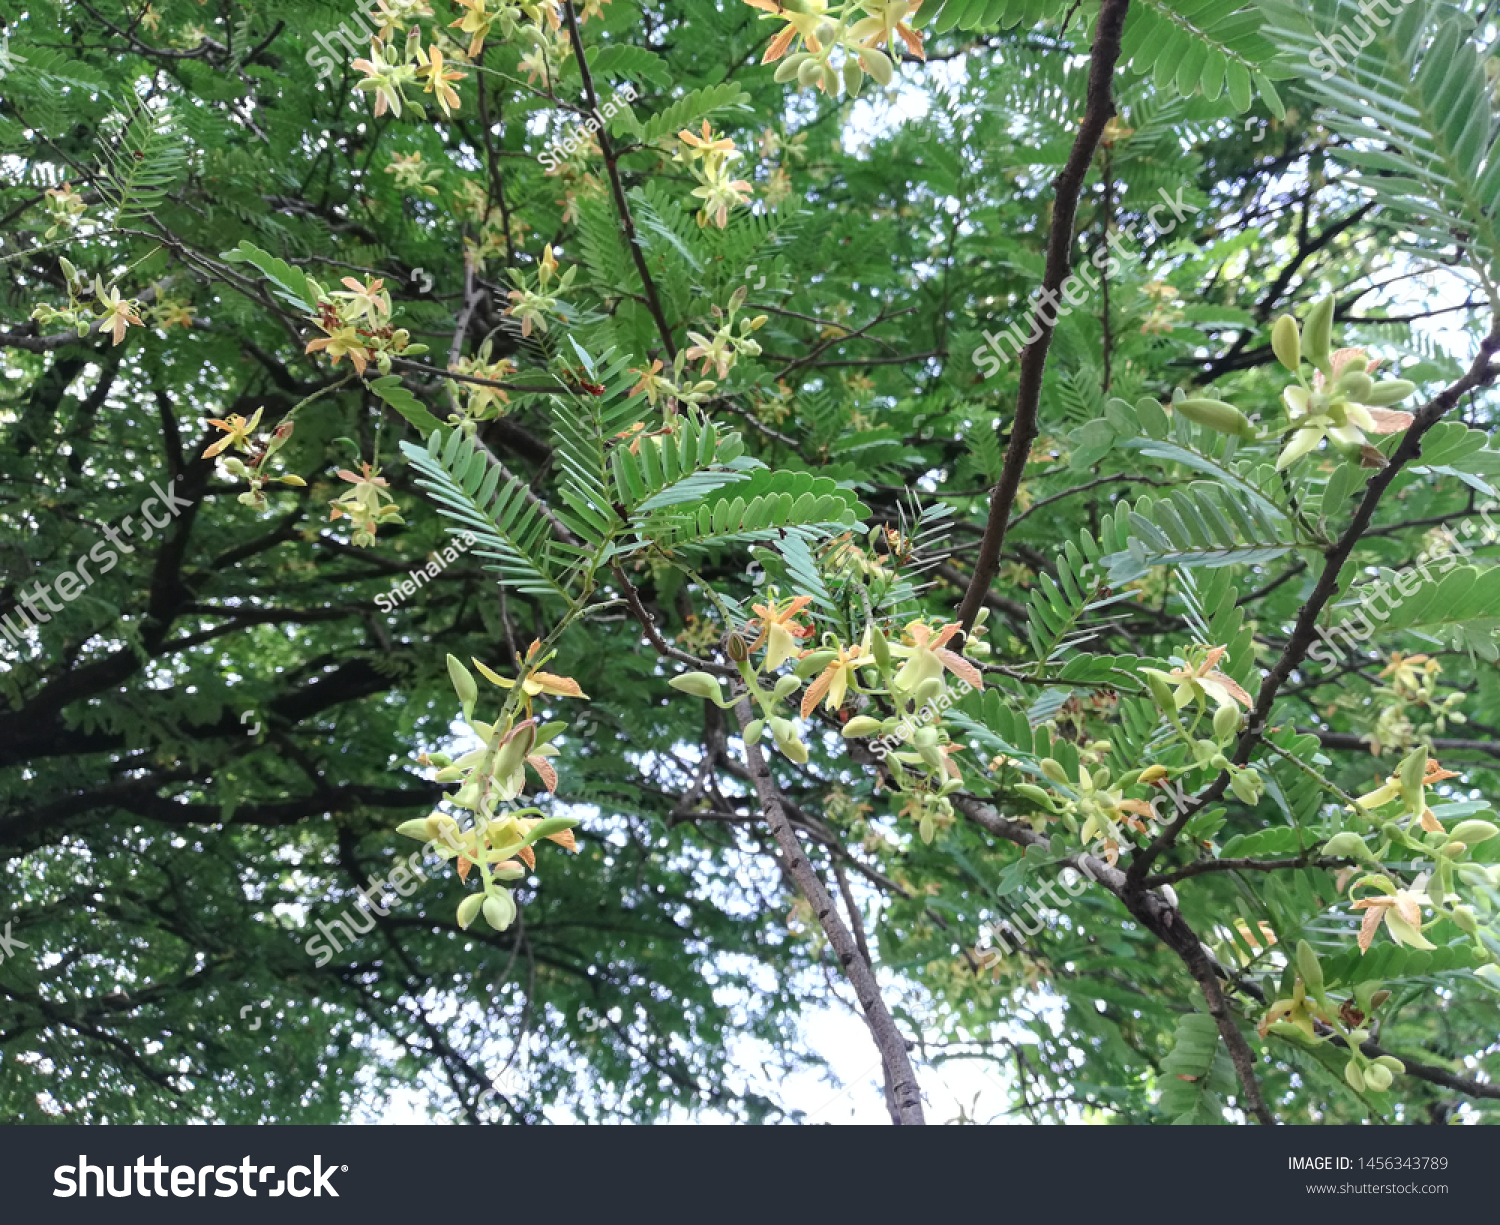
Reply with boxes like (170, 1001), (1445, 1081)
(414, 43), (465, 116)
(472, 656), (589, 701)
(332, 276), (391, 324)
(448, 0), (495, 57)
(890, 620), (984, 693)
(747, 595), (816, 670)
(93, 279), (143, 346)
(305, 325), (371, 375)
(1145, 644), (1251, 711)
(743, 0), (832, 60)
(849, 0), (927, 60)
(1351, 887), (1434, 953)
(799, 644), (866, 718)
(678, 120), (737, 160)
(202, 408), (264, 459)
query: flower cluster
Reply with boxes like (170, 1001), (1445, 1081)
(1270, 297), (1417, 470)
(203, 408), (307, 510)
(669, 605), (991, 845)
(746, 0), (925, 98)
(1010, 643), (1262, 864)
(1368, 652), (1466, 756)
(397, 647), (582, 932)
(447, 338), (517, 428)
(676, 121), (754, 229)
(303, 275), (427, 377)
(352, 27), (467, 118)
(1259, 940), (1407, 1096)
(29, 262), (144, 346)
(42, 183), (87, 239)
(503, 243), (576, 338)
(630, 288), (767, 412)
(329, 462), (405, 546)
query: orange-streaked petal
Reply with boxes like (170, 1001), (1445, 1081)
(762, 24), (796, 62)
(800, 668), (835, 719)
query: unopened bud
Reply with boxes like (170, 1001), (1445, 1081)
(1271, 314), (1300, 372)
(1175, 397), (1256, 439)
(1303, 296), (1334, 369)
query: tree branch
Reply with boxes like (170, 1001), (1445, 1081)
(955, 0), (1131, 638)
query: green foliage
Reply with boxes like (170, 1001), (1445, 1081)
(1158, 1012), (1237, 1123)
(3, 0), (1499, 1130)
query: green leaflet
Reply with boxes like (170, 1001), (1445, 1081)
(402, 431), (570, 602)
(1158, 1013), (1236, 1123)
(220, 239), (316, 313)
(368, 375), (442, 435)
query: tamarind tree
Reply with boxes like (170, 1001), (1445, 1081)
(2, 0), (1499, 1125)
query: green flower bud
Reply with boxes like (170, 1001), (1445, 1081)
(913, 677), (944, 706)
(1039, 758), (1069, 786)
(669, 672), (726, 703)
(795, 650), (837, 679)
(1364, 379), (1416, 406)
(1374, 1054), (1404, 1073)
(1364, 1062), (1393, 1092)
(1229, 768), (1262, 806)
(772, 674), (802, 701)
(1175, 397), (1256, 439)
(1334, 370), (1374, 402)
(860, 46), (893, 87)
(842, 716), (884, 738)
(494, 719), (537, 781)
(457, 893), (484, 929)
(1452, 905), (1479, 936)
(1213, 703), (1241, 741)
(797, 57), (823, 89)
(1447, 819), (1499, 847)
(395, 818), (431, 840)
(1344, 1059), (1366, 1094)
(1321, 831), (1371, 860)
(1398, 745), (1428, 809)
(913, 726), (940, 749)
(1303, 296), (1334, 373)
(842, 56), (864, 97)
(484, 892), (518, 930)
(447, 654), (479, 716)
(868, 623), (890, 670)
(1296, 940), (1325, 1002)
(744, 718), (764, 746)
(1145, 669), (1179, 714)
(1014, 784), (1058, 812)
(1271, 314), (1301, 372)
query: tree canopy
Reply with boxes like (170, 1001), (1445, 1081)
(2, 0), (1499, 1125)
